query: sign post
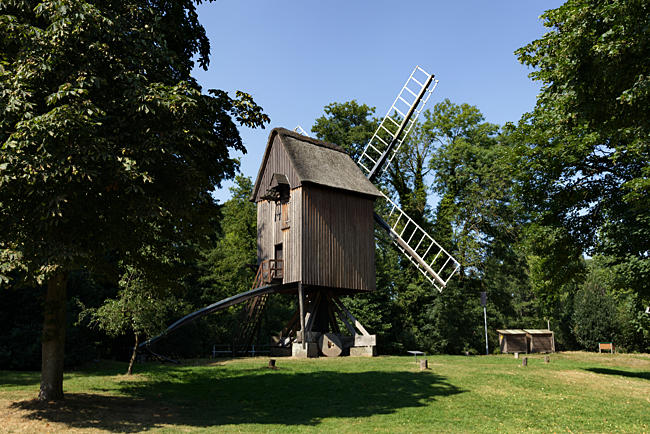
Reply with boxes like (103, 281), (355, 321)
(481, 292), (488, 355)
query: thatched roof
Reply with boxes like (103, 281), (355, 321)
(251, 128), (381, 201)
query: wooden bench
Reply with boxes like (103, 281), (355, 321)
(598, 342), (614, 353)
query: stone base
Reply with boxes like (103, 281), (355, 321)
(349, 346), (376, 357)
(292, 342), (319, 358)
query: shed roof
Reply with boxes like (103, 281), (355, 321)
(524, 329), (554, 335)
(251, 128), (381, 201)
(497, 329), (553, 335)
(497, 329), (527, 335)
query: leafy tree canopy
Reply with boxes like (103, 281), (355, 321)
(514, 0), (649, 296)
(0, 0), (269, 400)
(311, 100), (377, 161)
(0, 0), (269, 280)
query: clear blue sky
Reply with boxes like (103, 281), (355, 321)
(193, 1), (565, 202)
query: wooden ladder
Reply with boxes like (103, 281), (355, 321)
(233, 260), (282, 355)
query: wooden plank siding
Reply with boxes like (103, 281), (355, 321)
(301, 185), (375, 292)
(256, 200), (273, 263)
(257, 188), (302, 284)
(284, 187), (301, 283)
(253, 135), (300, 202)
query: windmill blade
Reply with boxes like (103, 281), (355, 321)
(374, 192), (460, 292)
(293, 125), (310, 136)
(358, 66), (438, 182)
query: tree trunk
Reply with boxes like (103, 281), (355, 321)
(127, 333), (139, 375)
(39, 270), (68, 401)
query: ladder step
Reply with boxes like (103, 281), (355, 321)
(374, 134), (389, 148)
(404, 86), (419, 98)
(380, 123), (396, 137)
(398, 95), (413, 106)
(411, 76), (424, 87)
(386, 116), (400, 126)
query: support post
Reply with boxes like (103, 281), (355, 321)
(298, 283), (305, 349)
(483, 305), (489, 356)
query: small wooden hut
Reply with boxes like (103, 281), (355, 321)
(525, 329), (555, 353)
(497, 329), (528, 354)
(251, 127), (381, 293)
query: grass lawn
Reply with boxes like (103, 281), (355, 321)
(0, 352), (648, 432)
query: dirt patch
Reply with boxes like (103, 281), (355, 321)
(0, 393), (183, 433)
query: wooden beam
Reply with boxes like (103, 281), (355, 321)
(304, 291), (322, 333)
(332, 296), (370, 336)
(329, 297), (356, 336)
(325, 292), (340, 335)
(298, 283), (305, 347)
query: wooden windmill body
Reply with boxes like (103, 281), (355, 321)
(250, 129), (382, 356)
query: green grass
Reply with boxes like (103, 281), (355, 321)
(1, 352), (648, 432)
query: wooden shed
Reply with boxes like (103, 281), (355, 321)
(525, 329), (555, 353)
(497, 329), (528, 354)
(498, 329), (555, 354)
(251, 128), (381, 293)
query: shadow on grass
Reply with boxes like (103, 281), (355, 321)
(12, 367), (463, 431)
(585, 367), (650, 380)
(0, 371), (40, 387)
(10, 393), (174, 433)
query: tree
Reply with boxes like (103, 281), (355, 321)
(515, 0), (650, 297)
(427, 99), (504, 271)
(0, 1), (269, 400)
(201, 176), (258, 302)
(199, 175), (260, 344)
(311, 100), (377, 161)
(572, 276), (616, 350)
(79, 265), (184, 375)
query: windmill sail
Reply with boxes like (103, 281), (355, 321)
(374, 193), (459, 292)
(358, 66), (460, 290)
(357, 66), (438, 182)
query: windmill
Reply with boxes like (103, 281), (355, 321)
(140, 66), (460, 357)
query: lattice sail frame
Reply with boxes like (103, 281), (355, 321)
(357, 66), (438, 181)
(377, 192), (460, 292)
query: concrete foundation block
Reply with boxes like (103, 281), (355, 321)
(349, 346), (376, 357)
(292, 342), (319, 358)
